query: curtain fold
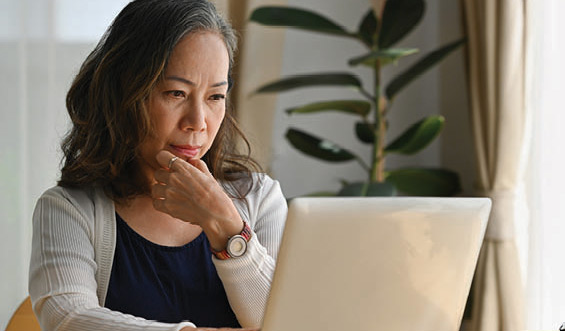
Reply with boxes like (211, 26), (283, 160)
(460, 1), (527, 330)
(214, 0), (288, 172)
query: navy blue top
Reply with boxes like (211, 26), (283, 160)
(105, 213), (240, 328)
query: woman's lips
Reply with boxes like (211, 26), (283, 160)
(171, 145), (201, 159)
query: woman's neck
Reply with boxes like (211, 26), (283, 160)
(114, 195), (202, 247)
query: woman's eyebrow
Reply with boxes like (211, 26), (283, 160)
(165, 75), (227, 87)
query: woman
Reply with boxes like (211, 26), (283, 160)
(28, 0), (287, 330)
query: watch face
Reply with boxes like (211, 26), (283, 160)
(227, 235), (247, 257)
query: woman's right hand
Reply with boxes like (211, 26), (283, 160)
(152, 150), (245, 251)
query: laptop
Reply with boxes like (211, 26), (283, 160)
(261, 197), (491, 331)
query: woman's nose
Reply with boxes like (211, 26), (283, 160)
(180, 100), (206, 132)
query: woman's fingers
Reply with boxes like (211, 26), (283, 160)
(188, 158), (212, 176)
(151, 150), (213, 221)
(151, 180), (167, 198)
(151, 149), (242, 238)
(154, 169), (170, 184)
(155, 150), (210, 181)
(151, 196), (167, 212)
(156, 150), (178, 170)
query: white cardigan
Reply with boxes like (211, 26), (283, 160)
(29, 174), (287, 331)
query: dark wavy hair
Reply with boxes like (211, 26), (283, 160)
(59, 0), (260, 202)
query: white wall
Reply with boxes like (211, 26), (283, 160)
(269, 0), (473, 198)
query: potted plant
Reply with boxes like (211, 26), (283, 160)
(250, 0), (464, 196)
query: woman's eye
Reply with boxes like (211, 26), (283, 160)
(167, 90), (185, 98)
(210, 94), (226, 101)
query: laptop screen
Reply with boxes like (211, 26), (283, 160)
(261, 197), (490, 331)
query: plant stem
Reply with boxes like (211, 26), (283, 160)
(370, 60), (385, 182)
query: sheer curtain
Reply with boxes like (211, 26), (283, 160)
(459, 1), (527, 329)
(0, 0), (128, 328)
(525, 0), (565, 329)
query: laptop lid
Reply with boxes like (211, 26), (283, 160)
(261, 197), (491, 331)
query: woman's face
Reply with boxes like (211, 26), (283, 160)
(138, 31), (230, 181)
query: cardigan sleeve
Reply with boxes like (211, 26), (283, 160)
(212, 174), (288, 328)
(28, 187), (196, 331)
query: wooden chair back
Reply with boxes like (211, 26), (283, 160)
(5, 297), (40, 331)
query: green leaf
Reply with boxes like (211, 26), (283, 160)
(249, 6), (352, 38)
(348, 48), (419, 67)
(337, 182), (366, 196)
(337, 181), (396, 196)
(286, 128), (356, 162)
(379, 0), (425, 49)
(286, 100), (371, 117)
(355, 121), (375, 144)
(255, 73), (363, 93)
(357, 8), (378, 47)
(386, 38), (466, 100)
(338, 178), (351, 187)
(385, 116), (445, 154)
(366, 181), (396, 196)
(386, 168), (461, 196)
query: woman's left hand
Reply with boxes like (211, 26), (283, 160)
(151, 150), (244, 251)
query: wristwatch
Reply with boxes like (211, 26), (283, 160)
(212, 222), (252, 260)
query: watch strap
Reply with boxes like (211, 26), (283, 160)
(212, 221), (252, 260)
